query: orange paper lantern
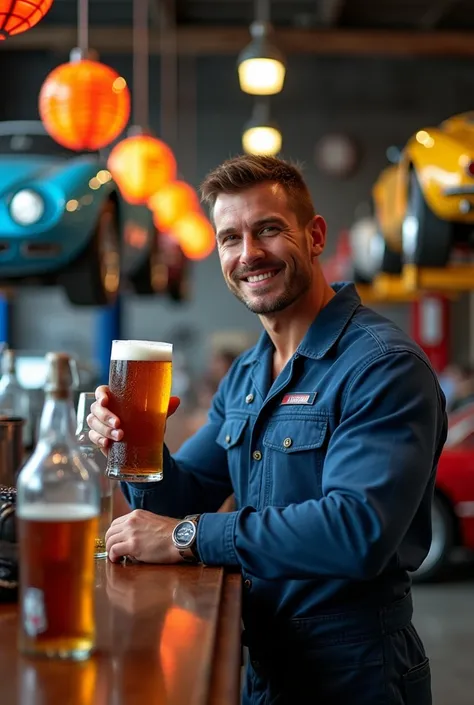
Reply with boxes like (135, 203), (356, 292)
(0, 0), (53, 39)
(39, 59), (130, 151)
(108, 134), (177, 205)
(148, 180), (200, 231)
(170, 211), (215, 261)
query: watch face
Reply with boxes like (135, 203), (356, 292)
(175, 520), (195, 548)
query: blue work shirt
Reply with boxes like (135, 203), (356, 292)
(122, 282), (446, 652)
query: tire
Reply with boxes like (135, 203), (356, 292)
(167, 270), (189, 302)
(157, 232), (189, 302)
(352, 268), (372, 285)
(129, 229), (163, 296)
(402, 170), (452, 267)
(411, 493), (455, 583)
(367, 229), (402, 277)
(59, 199), (120, 306)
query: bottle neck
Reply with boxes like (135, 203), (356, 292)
(1, 351), (16, 377)
(0, 371), (18, 386)
(38, 391), (77, 445)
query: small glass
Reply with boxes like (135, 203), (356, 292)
(76, 392), (114, 559)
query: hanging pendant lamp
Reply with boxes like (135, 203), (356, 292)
(170, 211), (216, 261)
(0, 0), (54, 40)
(148, 180), (200, 231)
(237, 0), (286, 96)
(38, 0), (130, 151)
(242, 99), (282, 156)
(107, 0), (176, 205)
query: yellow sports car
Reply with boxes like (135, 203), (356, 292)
(370, 162), (404, 276)
(399, 111), (474, 267)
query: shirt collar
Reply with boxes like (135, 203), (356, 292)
(242, 282), (361, 365)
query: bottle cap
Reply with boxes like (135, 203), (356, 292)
(44, 353), (80, 394)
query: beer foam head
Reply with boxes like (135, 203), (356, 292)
(111, 340), (173, 362)
(17, 503), (98, 521)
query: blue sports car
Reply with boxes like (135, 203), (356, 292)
(0, 121), (161, 305)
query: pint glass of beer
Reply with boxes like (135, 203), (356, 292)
(106, 340), (173, 482)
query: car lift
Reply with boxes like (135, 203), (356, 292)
(94, 296), (122, 385)
(0, 290), (121, 385)
(356, 263), (474, 374)
(357, 275), (420, 304)
(0, 291), (11, 348)
(402, 264), (474, 293)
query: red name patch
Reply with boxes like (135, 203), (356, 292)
(281, 392), (316, 405)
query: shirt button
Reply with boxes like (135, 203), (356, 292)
(245, 393), (254, 404)
(252, 450), (262, 461)
(244, 578), (252, 590)
(283, 437), (292, 448)
(225, 434), (231, 444)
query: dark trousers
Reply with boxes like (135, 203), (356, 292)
(242, 591), (431, 705)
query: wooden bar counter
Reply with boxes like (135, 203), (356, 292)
(0, 561), (242, 705)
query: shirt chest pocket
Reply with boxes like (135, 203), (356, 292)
(262, 416), (329, 507)
(216, 417), (249, 505)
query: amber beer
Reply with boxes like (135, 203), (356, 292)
(18, 503), (98, 659)
(106, 340), (173, 482)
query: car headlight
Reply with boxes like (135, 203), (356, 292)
(10, 189), (45, 226)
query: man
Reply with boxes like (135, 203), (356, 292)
(88, 155), (447, 704)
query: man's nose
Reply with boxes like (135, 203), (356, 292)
(240, 233), (265, 266)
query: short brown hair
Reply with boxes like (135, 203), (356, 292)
(200, 154), (315, 227)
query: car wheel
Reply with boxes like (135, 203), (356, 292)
(129, 229), (164, 295)
(167, 253), (190, 302)
(402, 170), (452, 267)
(411, 493), (455, 583)
(59, 199), (120, 306)
(369, 229), (402, 275)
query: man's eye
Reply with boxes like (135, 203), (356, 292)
(222, 234), (238, 244)
(261, 226), (279, 235)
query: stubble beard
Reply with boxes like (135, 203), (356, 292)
(228, 269), (312, 315)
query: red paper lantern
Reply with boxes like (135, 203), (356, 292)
(170, 211), (215, 261)
(0, 0), (53, 39)
(107, 134), (177, 205)
(39, 59), (130, 151)
(148, 180), (200, 231)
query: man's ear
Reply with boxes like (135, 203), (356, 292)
(308, 215), (327, 258)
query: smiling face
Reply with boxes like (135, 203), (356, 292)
(214, 182), (326, 315)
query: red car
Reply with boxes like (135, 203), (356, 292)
(412, 403), (474, 582)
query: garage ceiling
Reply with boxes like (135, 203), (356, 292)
(3, 0), (474, 55)
(40, 0), (474, 29)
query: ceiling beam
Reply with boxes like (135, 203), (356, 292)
(419, 0), (461, 29)
(150, 0), (173, 28)
(3, 26), (474, 57)
(317, 0), (345, 27)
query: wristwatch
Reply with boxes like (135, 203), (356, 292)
(172, 514), (201, 563)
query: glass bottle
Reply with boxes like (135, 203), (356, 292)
(16, 352), (100, 660)
(0, 347), (33, 449)
(76, 392), (114, 559)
